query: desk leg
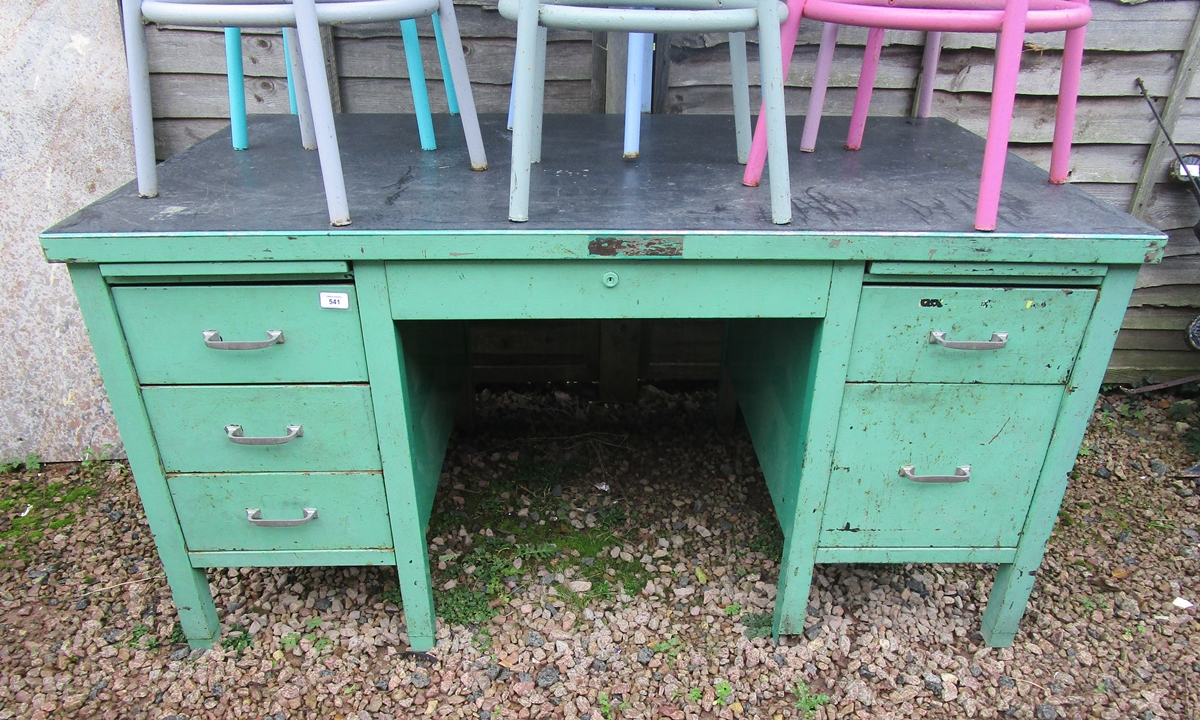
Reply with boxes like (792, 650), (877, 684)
(981, 265), (1139, 646)
(68, 265), (220, 648)
(356, 263), (465, 652)
(727, 262), (864, 637)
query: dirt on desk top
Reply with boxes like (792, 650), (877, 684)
(0, 386), (1196, 720)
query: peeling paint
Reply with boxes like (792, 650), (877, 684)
(587, 236), (683, 257)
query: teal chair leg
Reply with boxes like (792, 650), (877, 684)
(225, 27), (249, 150)
(431, 12), (460, 115)
(282, 30), (298, 114)
(401, 19), (437, 151)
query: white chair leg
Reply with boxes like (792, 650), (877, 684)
(122, 0), (157, 197)
(532, 25), (547, 163)
(436, 0), (488, 170)
(757, 0), (791, 224)
(283, 27), (317, 150)
(624, 32), (647, 158)
(641, 33), (653, 111)
(800, 22), (839, 152)
(509, 0), (541, 221)
(292, 0), (350, 225)
(729, 32), (751, 164)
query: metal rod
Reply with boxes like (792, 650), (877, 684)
(1136, 77), (1200, 206)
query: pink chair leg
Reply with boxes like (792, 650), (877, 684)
(800, 22), (840, 152)
(743, 0), (807, 187)
(975, 0), (1029, 231)
(846, 27), (884, 150)
(916, 31), (942, 118)
(1049, 19), (1086, 183)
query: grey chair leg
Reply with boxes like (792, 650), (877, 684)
(508, 0), (541, 221)
(757, 0), (791, 224)
(121, 0), (157, 197)
(292, 0), (350, 225)
(437, 0), (488, 170)
(532, 25), (547, 164)
(729, 32), (751, 164)
(283, 27), (317, 150)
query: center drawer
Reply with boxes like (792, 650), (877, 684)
(113, 284), (368, 384)
(168, 472), (393, 552)
(847, 286), (1096, 384)
(143, 384), (381, 473)
(821, 383), (1063, 549)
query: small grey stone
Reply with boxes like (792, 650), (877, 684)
(858, 665), (876, 679)
(374, 678), (389, 691)
(170, 648), (189, 661)
(551, 485), (562, 498)
(1116, 530), (1131, 543)
(319, 670), (335, 678)
(411, 671), (430, 688)
(803, 623), (823, 640)
(189, 648), (206, 660)
(87, 680), (108, 701)
(999, 676), (1016, 688)
(1035, 704), (1058, 720)
(693, 500), (707, 514)
(497, 668), (513, 682)
(637, 647), (654, 665)
(581, 557), (595, 567)
(525, 631), (546, 648)
(107, 510), (123, 522)
(774, 654), (785, 668)
(906, 578), (929, 597)
(101, 629), (120, 644)
(924, 673), (944, 697)
(970, 665), (983, 677)
(484, 664), (501, 680)
(672, 521), (684, 531)
(314, 598), (332, 610)
(479, 712), (492, 720)
(1151, 460), (1169, 476)
(1097, 467), (1112, 479)
(539, 575), (555, 586)
(536, 666), (560, 688)
(591, 659), (607, 672)
(210, 683), (224, 698)
(530, 511), (540, 522)
(719, 519), (733, 531)
(75, 599), (89, 611)
(517, 672), (533, 683)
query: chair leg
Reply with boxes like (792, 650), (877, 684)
(292, 0), (351, 226)
(122, 0), (157, 197)
(743, 0), (805, 186)
(431, 12), (460, 115)
(437, 0), (488, 170)
(283, 27), (317, 150)
(401, 19), (437, 151)
(532, 25), (548, 163)
(507, 62), (518, 130)
(509, 0), (541, 221)
(976, 0), (1029, 231)
(225, 28), (249, 150)
(729, 32), (751, 164)
(916, 31), (941, 118)
(1049, 21), (1086, 183)
(800, 22), (839, 153)
(624, 32), (648, 158)
(758, 0), (792, 224)
(846, 27), (884, 150)
(282, 30), (299, 114)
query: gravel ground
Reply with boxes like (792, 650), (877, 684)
(1, 385), (1197, 720)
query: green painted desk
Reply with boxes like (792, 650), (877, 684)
(42, 114), (1165, 652)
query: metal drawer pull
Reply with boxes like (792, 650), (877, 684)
(900, 465), (971, 483)
(225, 424), (303, 445)
(202, 329), (284, 350)
(929, 331), (1008, 351)
(246, 508), (318, 527)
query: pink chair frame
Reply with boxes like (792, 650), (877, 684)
(742, 0), (1091, 231)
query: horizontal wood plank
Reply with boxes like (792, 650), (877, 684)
(1122, 307), (1200, 330)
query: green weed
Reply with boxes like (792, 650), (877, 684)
(218, 624), (252, 655)
(714, 679), (733, 706)
(793, 681), (831, 719)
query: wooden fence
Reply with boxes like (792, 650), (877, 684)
(144, 0), (1200, 386)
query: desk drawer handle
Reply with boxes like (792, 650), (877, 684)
(203, 329), (284, 350)
(246, 508), (317, 527)
(900, 465), (971, 483)
(225, 424), (303, 445)
(929, 331), (1008, 351)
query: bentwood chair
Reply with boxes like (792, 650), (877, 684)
(742, 0), (1092, 231)
(498, 0), (794, 224)
(123, 0), (488, 226)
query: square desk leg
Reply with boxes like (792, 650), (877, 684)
(68, 265), (220, 648)
(980, 265), (1140, 645)
(726, 261), (866, 637)
(355, 262), (465, 652)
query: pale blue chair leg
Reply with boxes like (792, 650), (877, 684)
(400, 19), (437, 150)
(624, 32), (647, 158)
(531, 25), (547, 163)
(293, 0), (351, 225)
(121, 0), (157, 196)
(757, 0), (791, 224)
(282, 30), (298, 114)
(225, 28), (249, 150)
(640, 33), (653, 111)
(507, 61), (518, 130)
(435, 0), (488, 169)
(283, 26), (317, 150)
(431, 12), (460, 115)
(509, 0), (540, 221)
(729, 32), (751, 164)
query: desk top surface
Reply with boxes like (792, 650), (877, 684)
(43, 114), (1163, 264)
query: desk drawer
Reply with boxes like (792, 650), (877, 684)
(168, 473), (392, 552)
(113, 284), (368, 384)
(822, 383), (1062, 549)
(385, 261), (833, 319)
(847, 286), (1095, 383)
(143, 385), (381, 473)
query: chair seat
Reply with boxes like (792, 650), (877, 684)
(497, 0), (785, 32)
(141, 0), (440, 27)
(803, 0), (1089, 32)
